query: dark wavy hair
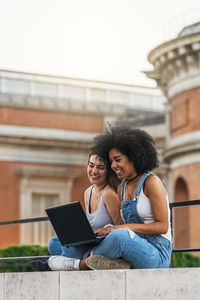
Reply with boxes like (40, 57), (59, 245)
(91, 125), (159, 174)
(88, 151), (120, 192)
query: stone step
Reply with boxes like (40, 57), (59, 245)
(1, 268), (200, 300)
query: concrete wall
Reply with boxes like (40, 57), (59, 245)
(1, 268), (200, 300)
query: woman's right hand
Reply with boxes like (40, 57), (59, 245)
(94, 227), (112, 236)
(94, 225), (121, 236)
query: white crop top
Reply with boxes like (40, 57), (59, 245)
(137, 187), (172, 242)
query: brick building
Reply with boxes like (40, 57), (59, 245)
(146, 22), (200, 250)
(0, 70), (165, 247)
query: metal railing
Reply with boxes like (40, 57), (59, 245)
(0, 216), (48, 226)
(0, 200), (200, 270)
(169, 199), (200, 267)
(0, 216), (49, 271)
(170, 199), (200, 253)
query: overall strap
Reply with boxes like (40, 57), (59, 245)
(120, 179), (127, 201)
(135, 172), (153, 197)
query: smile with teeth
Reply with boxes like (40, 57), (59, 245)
(115, 169), (122, 175)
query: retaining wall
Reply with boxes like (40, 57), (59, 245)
(1, 268), (200, 300)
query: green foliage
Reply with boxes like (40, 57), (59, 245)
(1, 246), (200, 272)
(0, 245), (49, 272)
(172, 252), (200, 268)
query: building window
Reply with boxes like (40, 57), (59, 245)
(17, 166), (80, 245)
(31, 193), (59, 245)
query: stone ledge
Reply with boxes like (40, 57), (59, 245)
(1, 268), (200, 300)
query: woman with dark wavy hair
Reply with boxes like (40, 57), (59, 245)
(30, 151), (128, 271)
(83, 125), (172, 270)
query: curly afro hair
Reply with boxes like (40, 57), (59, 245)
(91, 125), (159, 174)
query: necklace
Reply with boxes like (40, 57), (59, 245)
(94, 184), (106, 201)
(126, 174), (139, 183)
(126, 174), (140, 200)
(95, 190), (100, 201)
(90, 187), (103, 214)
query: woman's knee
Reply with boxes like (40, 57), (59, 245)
(108, 228), (130, 242)
(49, 236), (59, 243)
(48, 236), (59, 248)
(48, 236), (62, 255)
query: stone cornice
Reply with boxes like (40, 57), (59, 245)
(0, 69), (160, 92)
(145, 32), (200, 98)
(0, 70), (165, 116)
(0, 125), (97, 150)
(168, 130), (200, 148)
(170, 152), (200, 169)
(162, 131), (200, 162)
(147, 33), (200, 64)
(16, 165), (80, 179)
(0, 145), (89, 165)
(163, 141), (200, 162)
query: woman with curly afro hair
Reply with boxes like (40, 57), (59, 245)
(80, 125), (172, 270)
(35, 125), (172, 271)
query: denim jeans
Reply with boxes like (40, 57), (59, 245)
(48, 236), (94, 259)
(93, 228), (172, 269)
(92, 173), (172, 269)
(49, 173), (172, 267)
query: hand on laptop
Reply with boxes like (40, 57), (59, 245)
(94, 226), (113, 236)
(94, 224), (127, 237)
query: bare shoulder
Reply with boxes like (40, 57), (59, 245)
(144, 174), (166, 196)
(103, 187), (119, 204)
(103, 186), (118, 198)
(102, 186), (121, 220)
(146, 173), (164, 186)
(84, 187), (90, 198)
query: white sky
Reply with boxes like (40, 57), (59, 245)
(1, 0), (200, 87)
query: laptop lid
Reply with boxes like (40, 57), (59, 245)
(45, 201), (104, 247)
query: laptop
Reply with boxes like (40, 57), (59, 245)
(45, 201), (106, 247)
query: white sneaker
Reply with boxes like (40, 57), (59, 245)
(48, 256), (80, 271)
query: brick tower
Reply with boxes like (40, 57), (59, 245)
(145, 22), (200, 249)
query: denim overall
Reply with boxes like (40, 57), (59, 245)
(93, 172), (172, 268)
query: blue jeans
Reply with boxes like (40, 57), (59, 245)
(92, 228), (172, 269)
(48, 236), (94, 259)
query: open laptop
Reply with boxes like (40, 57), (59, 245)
(45, 201), (106, 247)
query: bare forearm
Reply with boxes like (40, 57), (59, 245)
(119, 222), (168, 235)
(96, 221), (168, 236)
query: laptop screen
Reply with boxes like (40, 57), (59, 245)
(46, 202), (96, 246)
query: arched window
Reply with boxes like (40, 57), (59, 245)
(173, 177), (189, 249)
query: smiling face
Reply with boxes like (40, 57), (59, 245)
(87, 154), (107, 186)
(109, 148), (136, 181)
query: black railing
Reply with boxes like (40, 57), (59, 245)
(0, 200), (200, 270)
(170, 199), (200, 253)
(0, 216), (49, 271)
(0, 216), (48, 226)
